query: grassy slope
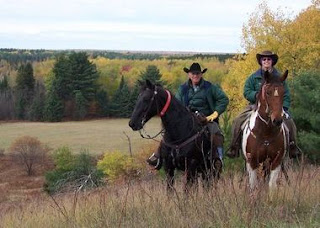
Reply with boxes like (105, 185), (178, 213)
(0, 118), (162, 155)
(1, 166), (319, 227)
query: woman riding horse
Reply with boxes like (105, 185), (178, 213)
(228, 50), (301, 159)
(243, 69), (288, 189)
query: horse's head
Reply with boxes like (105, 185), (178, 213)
(129, 80), (169, 131)
(258, 70), (288, 126)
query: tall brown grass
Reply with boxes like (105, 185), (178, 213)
(1, 163), (319, 228)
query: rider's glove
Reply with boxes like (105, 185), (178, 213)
(206, 111), (219, 122)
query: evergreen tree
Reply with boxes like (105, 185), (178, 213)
(0, 75), (9, 91)
(291, 70), (320, 163)
(16, 63), (35, 91)
(49, 52), (99, 119)
(130, 65), (165, 113)
(95, 89), (109, 116)
(51, 54), (73, 100)
(44, 87), (64, 122)
(28, 82), (46, 121)
(110, 76), (132, 117)
(68, 52), (99, 101)
(74, 90), (88, 120)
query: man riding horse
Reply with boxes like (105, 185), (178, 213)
(227, 50), (301, 159)
(147, 63), (229, 171)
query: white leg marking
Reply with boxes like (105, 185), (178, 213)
(247, 163), (257, 190)
(269, 165), (281, 189)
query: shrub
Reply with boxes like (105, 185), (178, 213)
(44, 147), (104, 194)
(9, 136), (47, 176)
(97, 151), (141, 182)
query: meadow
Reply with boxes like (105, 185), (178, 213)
(0, 119), (319, 227)
(1, 165), (319, 227)
(0, 118), (162, 155)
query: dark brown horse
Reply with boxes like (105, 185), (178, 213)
(242, 70), (289, 190)
(129, 80), (217, 192)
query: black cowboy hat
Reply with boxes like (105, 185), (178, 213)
(256, 50), (278, 66)
(183, 63), (207, 74)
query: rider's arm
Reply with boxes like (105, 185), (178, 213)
(175, 85), (184, 104)
(243, 74), (258, 104)
(209, 84), (229, 115)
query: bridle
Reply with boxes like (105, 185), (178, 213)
(258, 83), (283, 126)
(139, 86), (171, 139)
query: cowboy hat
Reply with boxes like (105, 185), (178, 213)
(183, 63), (207, 74)
(256, 50), (278, 66)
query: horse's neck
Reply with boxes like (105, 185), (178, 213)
(161, 99), (196, 142)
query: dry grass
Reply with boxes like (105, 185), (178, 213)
(0, 118), (162, 155)
(1, 163), (319, 228)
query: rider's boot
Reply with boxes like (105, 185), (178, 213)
(226, 145), (240, 158)
(226, 131), (241, 158)
(146, 142), (162, 170)
(289, 141), (302, 159)
(211, 134), (224, 172)
(214, 147), (223, 173)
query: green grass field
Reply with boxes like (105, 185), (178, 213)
(0, 118), (162, 154)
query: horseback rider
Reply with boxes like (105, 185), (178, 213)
(227, 50), (301, 159)
(147, 63), (229, 170)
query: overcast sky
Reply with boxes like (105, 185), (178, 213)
(0, 0), (312, 53)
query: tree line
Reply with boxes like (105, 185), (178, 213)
(0, 52), (165, 121)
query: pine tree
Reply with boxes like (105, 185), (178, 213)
(74, 90), (88, 120)
(16, 63), (35, 91)
(291, 70), (320, 163)
(130, 65), (165, 113)
(0, 75), (9, 91)
(110, 76), (132, 117)
(49, 52), (100, 119)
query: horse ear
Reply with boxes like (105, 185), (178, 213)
(146, 79), (154, 89)
(280, 70), (288, 82)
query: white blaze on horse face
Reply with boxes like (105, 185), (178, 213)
(274, 87), (279, 97)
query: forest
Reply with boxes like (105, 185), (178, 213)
(0, 2), (319, 162)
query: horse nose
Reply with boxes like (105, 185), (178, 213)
(272, 119), (283, 126)
(129, 120), (135, 130)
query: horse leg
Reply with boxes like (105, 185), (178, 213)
(165, 167), (175, 194)
(185, 159), (198, 194)
(269, 165), (281, 189)
(247, 163), (258, 191)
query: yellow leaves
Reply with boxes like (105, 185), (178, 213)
(97, 151), (141, 182)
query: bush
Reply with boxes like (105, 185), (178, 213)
(291, 70), (320, 163)
(97, 151), (141, 182)
(44, 147), (104, 194)
(9, 136), (48, 176)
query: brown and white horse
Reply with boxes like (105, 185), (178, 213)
(242, 70), (289, 190)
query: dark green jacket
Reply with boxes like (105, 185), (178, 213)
(243, 68), (290, 109)
(175, 79), (229, 116)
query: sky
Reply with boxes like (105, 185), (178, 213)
(0, 0), (312, 53)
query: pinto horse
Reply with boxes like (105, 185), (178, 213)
(242, 70), (289, 190)
(129, 80), (218, 192)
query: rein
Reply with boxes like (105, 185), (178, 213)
(162, 126), (206, 152)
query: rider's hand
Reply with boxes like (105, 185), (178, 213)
(206, 111), (219, 122)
